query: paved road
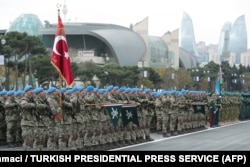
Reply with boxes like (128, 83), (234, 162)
(112, 120), (250, 151)
(1, 120), (249, 151)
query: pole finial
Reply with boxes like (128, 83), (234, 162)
(57, 3), (61, 15)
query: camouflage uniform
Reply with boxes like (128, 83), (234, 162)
(115, 88), (128, 147)
(144, 89), (155, 141)
(123, 88), (136, 145)
(162, 92), (171, 137)
(84, 86), (98, 150)
(133, 89), (146, 142)
(60, 90), (73, 151)
(77, 89), (90, 151)
(4, 91), (21, 147)
(32, 88), (48, 150)
(0, 91), (7, 145)
(98, 89), (109, 150)
(14, 90), (24, 146)
(20, 85), (36, 150)
(45, 87), (62, 151)
(169, 92), (178, 135)
(68, 87), (83, 151)
(176, 92), (185, 134)
(154, 93), (163, 133)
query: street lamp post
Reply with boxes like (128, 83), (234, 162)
(169, 72), (175, 90)
(203, 70), (210, 91)
(240, 74), (245, 92)
(192, 68), (199, 90)
(231, 73), (237, 91)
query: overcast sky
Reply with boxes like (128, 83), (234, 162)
(0, 0), (249, 48)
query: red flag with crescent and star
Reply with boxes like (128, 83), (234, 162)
(51, 11), (74, 87)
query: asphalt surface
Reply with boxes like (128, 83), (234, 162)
(0, 120), (249, 151)
(112, 120), (250, 151)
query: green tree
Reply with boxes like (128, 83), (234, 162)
(3, 31), (47, 90)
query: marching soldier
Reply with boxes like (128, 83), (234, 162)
(97, 88), (109, 150)
(67, 86), (81, 151)
(14, 90), (24, 146)
(4, 91), (20, 148)
(32, 87), (48, 150)
(144, 89), (154, 141)
(83, 85), (97, 150)
(168, 90), (178, 135)
(0, 91), (7, 145)
(20, 85), (36, 150)
(162, 91), (171, 137)
(60, 88), (73, 151)
(45, 87), (62, 151)
(176, 91), (185, 134)
(154, 92), (163, 133)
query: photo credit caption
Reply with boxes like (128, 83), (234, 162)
(0, 153), (247, 165)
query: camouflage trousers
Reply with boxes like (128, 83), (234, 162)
(145, 115), (154, 136)
(6, 121), (21, 144)
(21, 125), (34, 151)
(47, 124), (60, 151)
(33, 125), (47, 151)
(83, 122), (92, 149)
(68, 122), (79, 151)
(156, 113), (163, 131)
(177, 113), (184, 132)
(58, 124), (70, 151)
(162, 113), (169, 134)
(0, 122), (6, 143)
(169, 112), (178, 132)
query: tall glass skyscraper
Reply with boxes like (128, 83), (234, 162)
(218, 15), (248, 64)
(179, 12), (200, 64)
(218, 22), (231, 60)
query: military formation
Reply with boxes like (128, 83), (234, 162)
(0, 84), (246, 151)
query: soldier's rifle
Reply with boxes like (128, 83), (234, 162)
(0, 102), (5, 116)
(30, 97), (41, 121)
(85, 103), (139, 108)
(44, 98), (55, 120)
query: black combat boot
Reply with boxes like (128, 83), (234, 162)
(146, 136), (154, 141)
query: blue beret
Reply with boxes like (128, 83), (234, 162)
(15, 90), (23, 96)
(7, 91), (15, 96)
(98, 89), (105, 95)
(23, 85), (33, 92)
(125, 88), (131, 93)
(113, 86), (119, 90)
(144, 88), (151, 94)
(61, 87), (67, 92)
(33, 87), (44, 94)
(107, 85), (113, 91)
(152, 92), (157, 96)
(0, 91), (7, 95)
(70, 86), (80, 93)
(46, 87), (57, 94)
(86, 85), (95, 93)
(119, 87), (125, 92)
(131, 88), (139, 93)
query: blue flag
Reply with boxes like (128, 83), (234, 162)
(215, 79), (220, 95)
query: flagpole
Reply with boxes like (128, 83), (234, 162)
(57, 5), (62, 107)
(51, 3), (74, 110)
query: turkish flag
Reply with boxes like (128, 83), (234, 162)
(51, 14), (74, 87)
